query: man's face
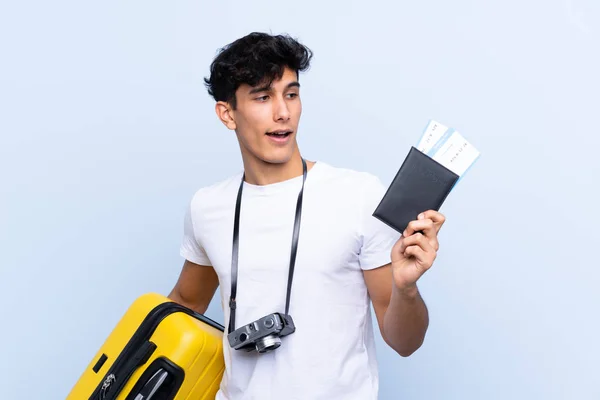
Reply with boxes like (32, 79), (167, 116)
(219, 67), (302, 165)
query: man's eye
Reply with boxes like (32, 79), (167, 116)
(256, 96), (269, 101)
(287, 93), (298, 98)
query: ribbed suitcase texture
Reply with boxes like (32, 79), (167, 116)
(67, 292), (225, 400)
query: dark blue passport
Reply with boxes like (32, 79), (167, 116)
(372, 146), (459, 234)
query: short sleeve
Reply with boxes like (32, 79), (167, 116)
(179, 199), (212, 266)
(358, 175), (401, 270)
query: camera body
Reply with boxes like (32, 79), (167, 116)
(227, 313), (296, 353)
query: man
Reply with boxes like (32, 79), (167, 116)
(168, 32), (446, 399)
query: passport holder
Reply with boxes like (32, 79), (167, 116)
(372, 146), (459, 234)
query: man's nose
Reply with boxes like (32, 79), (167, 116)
(273, 96), (290, 121)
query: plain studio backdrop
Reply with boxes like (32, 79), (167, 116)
(1, 0), (599, 399)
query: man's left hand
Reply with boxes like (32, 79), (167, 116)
(390, 210), (446, 293)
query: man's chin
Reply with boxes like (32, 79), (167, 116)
(240, 141), (299, 166)
(259, 151), (298, 166)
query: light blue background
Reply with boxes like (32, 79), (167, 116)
(1, 0), (599, 399)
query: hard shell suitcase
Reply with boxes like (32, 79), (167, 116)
(67, 292), (225, 400)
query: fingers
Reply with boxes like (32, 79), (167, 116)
(403, 211), (445, 247)
(398, 231), (434, 254)
(420, 210), (446, 230)
(403, 246), (428, 267)
(401, 233), (437, 267)
(403, 217), (435, 238)
(403, 218), (438, 250)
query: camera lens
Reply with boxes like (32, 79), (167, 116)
(255, 334), (281, 353)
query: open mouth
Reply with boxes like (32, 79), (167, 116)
(266, 130), (292, 138)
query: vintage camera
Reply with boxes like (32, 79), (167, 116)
(227, 312), (296, 353)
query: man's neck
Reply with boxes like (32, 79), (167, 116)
(243, 154), (312, 186)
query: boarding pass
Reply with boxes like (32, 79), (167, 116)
(416, 119), (480, 178)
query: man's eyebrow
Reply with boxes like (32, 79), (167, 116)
(249, 84), (272, 95)
(248, 81), (300, 94)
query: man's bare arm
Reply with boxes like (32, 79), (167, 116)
(168, 260), (219, 314)
(364, 265), (429, 357)
(363, 210), (446, 356)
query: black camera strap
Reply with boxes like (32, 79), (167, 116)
(228, 158), (308, 334)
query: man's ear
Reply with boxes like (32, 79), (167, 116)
(215, 101), (236, 130)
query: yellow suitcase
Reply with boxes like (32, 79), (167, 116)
(67, 292), (225, 400)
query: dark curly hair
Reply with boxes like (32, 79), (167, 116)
(204, 32), (313, 109)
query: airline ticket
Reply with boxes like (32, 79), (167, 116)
(416, 119), (480, 178)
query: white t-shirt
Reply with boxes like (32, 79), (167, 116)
(180, 161), (400, 400)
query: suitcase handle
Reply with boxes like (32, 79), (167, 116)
(99, 341), (157, 400)
(133, 368), (169, 400)
(91, 301), (217, 400)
